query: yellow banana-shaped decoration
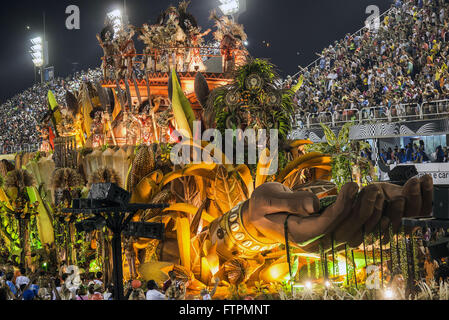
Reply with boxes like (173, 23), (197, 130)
(26, 187), (54, 245)
(234, 164), (254, 197)
(176, 217), (191, 272)
(161, 163), (218, 187)
(276, 152), (331, 182)
(163, 203), (215, 223)
(256, 148), (273, 188)
(289, 139), (314, 149)
(130, 176), (159, 204)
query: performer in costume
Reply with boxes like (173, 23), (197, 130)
(210, 11), (248, 73)
(96, 26), (116, 79)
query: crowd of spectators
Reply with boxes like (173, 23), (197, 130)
(0, 264), (219, 301)
(362, 139), (449, 164)
(293, 0), (449, 124)
(4, 0), (449, 153)
(0, 68), (102, 155)
(378, 141), (433, 164)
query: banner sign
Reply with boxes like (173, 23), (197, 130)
(390, 163), (449, 185)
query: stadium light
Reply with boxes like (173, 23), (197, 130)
(30, 37), (44, 67)
(219, 0), (240, 16)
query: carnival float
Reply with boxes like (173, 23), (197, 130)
(0, 1), (435, 299)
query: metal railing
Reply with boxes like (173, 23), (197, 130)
(300, 100), (449, 129)
(360, 107), (389, 123)
(333, 109), (360, 126)
(0, 143), (40, 155)
(421, 100), (449, 120)
(307, 112), (334, 128)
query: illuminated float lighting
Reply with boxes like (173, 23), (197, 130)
(384, 288), (394, 299)
(206, 244), (220, 276)
(324, 281), (331, 288)
(305, 281), (313, 290)
(182, 79), (195, 94)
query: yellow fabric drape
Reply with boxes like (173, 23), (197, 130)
(79, 85), (93, 138)
(112, 90), (122, 122)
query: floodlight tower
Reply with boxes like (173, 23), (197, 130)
(29, 13), (49, 84)
(30, 37), (44, 68)
(218, 0), (246, 21)
(30, 37), (45, 83)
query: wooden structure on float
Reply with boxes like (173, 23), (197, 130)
(101, 71), (232, 112)
(97, 50), (239, 146)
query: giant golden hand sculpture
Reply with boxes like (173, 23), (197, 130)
(209, 175), (433, 260)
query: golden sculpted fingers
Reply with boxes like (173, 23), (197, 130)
(417, 175), (433, 217)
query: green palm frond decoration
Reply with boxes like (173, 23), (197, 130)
(207, 58), (296, 142)
(306, 122), (375, 190)
(234, 58), (277, 89)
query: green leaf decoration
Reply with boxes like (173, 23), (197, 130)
(170, 69), (196, 136)
(338, 122), (353, 147)
(320, 123), (337, 147)
(48, 90), (62, 134)
(27, 187), (55, 245)
(291, 256), (299, 279)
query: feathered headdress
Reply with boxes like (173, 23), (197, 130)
(178, 0), (198, 33)
(178, 0), (190, 14)
(89, 167), (122, 188)
(100, 25), (115, 42)
(138, 99), (151, 114)
(5, 169), (36, 191)
(65, 90), (80, 118)
(156, 11), (167, 26)
(51, 168), (84, 190)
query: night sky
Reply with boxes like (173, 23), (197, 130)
(0, 0), (393, 101)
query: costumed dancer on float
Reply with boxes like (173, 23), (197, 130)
(96, 26), (116, 80)
(136, 101), (155, 145)
(186, 25), (211, 72)
(166, 6), (188, 72)
(120, 27), (137, 78)
(210, 10), (248, 73)
(90, 108), (105, 148)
